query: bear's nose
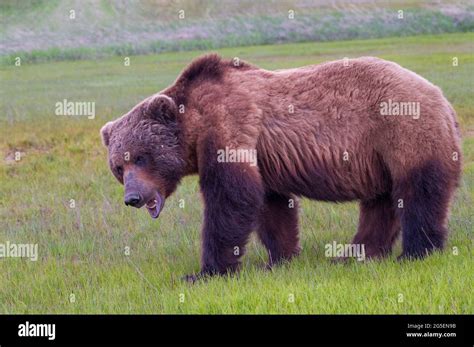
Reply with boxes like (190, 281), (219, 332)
(124, 193), (142, 207)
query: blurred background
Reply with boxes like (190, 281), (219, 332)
(1, 0), (473, 63)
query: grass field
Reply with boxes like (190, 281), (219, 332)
(1, 0), (473, 64)
(0, 32), (473, 314)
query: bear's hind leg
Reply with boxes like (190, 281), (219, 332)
(352, 194), (400, 259)
(257, 192), (301, 267)
(394, 160), (456, 259)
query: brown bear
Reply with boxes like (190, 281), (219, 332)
(101, 54), (462, 280)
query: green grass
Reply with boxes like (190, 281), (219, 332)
(0, 32), (473, 313)
(1, 0), (473, 65)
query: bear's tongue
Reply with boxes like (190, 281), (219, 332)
(145, 193), (163, 219)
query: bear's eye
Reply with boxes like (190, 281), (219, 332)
(134, 155), (146, 166)
(116, 166), (123, 176)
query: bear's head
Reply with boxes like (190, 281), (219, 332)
(100, 94), (186, 219)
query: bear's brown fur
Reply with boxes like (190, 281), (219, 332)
(101, 54), (462, 280)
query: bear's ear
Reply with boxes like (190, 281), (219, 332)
(145, 94), (177, 123)
(100, 121), (114, 147)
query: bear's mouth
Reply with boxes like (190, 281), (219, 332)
(145, 192), (164, 219)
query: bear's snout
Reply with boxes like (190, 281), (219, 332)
(124, 192), (142, 207)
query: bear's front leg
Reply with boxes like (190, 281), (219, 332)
(187, 136), (263, 281)
(257, 192), (301, 267)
